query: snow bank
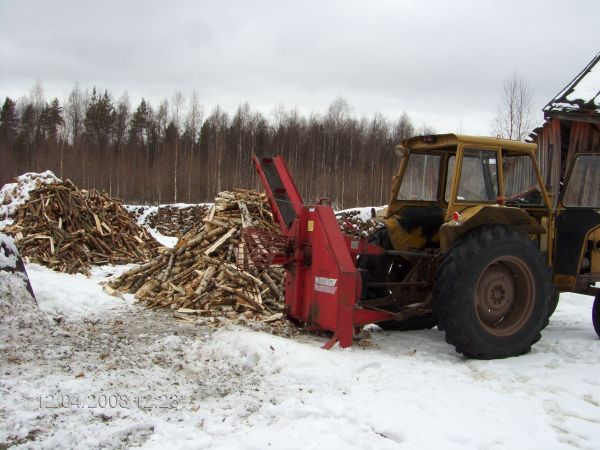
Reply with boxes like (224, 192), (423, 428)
(0, 269), (51, 345)
(26, 263), (135, 319)
(0, 232), (19, 269)
(0, 170), (61, 224)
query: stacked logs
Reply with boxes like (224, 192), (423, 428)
(5, 181), (161, 274)
(106, 189), (293, 333)
(145, 205), (210, 236)
(336, 208), (382, 238)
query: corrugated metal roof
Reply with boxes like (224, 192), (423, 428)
(544, 52), (600, 117)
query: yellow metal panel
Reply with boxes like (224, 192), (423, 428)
(554, 274), (576, 291)
(385, 217), (429, 251)
(439, 206), (545, 253)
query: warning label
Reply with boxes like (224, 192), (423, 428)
(314, 276), (338, 294)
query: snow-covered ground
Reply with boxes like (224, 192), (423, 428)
(1, 261), (599, 449)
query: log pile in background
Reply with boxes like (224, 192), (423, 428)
(1, 171), (61, 221)
(5, 181), (161, 274)
(336, 208), (382, 238)
(107, 189), (295, 335)
(145, 205), (210, 236)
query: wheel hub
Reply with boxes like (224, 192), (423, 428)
(477, 265), (514, 322)
(474, 256), (535, 337)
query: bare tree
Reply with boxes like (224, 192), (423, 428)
(171, 91), (185, 202)
(114, 93), (130, 198)
(155, 99), (169, 203)
(65, 83), (86, 146)
(417, 124), (436, 136)
(29, 80), (45, 117)
(494, 73), (535, 141)
(185, 92), (203, 201)
(393, 112), (415, 143)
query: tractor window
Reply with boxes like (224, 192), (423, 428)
(397, 153), (441, 201)
(444, 156), (455, 202)
(563, 154), (600, 207)
(456, 148), (498, 202)
(503, 155), (544, 206)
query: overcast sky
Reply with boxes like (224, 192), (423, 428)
(1, 0), (599, 135)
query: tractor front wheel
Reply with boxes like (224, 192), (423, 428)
(434, 225), (552, 359)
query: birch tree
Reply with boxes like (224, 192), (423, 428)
(494, 73), (535, 141)
(171, 91), (184, 202)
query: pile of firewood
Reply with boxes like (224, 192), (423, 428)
(145, 205), (210, 236)
(5, 181), (161, 274)
(336, 208), (382, 238)
(0, 170), (61, 220)
(106, 189), (295, 334)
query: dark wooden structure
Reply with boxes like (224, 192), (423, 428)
(529, 52), (600, 208)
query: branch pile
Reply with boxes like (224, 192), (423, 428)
(106, 190), (294, 334)
(145, 205), (210, 236)
(5, 181), (161, 274)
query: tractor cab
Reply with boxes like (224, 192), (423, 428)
(386, 134), (552, 255)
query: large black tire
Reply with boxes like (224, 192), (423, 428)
(433, 225), (553, 359)
(593, 293), (600, 339)
(358, 228), (437, 331)
(542, 290), (559, 330)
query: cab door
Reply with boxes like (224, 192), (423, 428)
(554, 153), (600, 290)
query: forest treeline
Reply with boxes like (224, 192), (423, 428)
(0, 83), (433, 208)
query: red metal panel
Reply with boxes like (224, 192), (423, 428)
(251, 155), (304, 235)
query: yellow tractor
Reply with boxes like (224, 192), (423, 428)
(359, 134), (600, 358)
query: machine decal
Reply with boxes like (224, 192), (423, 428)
(314, 276), (338, 294)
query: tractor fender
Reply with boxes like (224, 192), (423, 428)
(439, 205), (545, 253)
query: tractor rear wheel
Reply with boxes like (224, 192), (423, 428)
(542, 290), (559, 330)
(593, 293), (600, 339)
(434, 225), (552, 359)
